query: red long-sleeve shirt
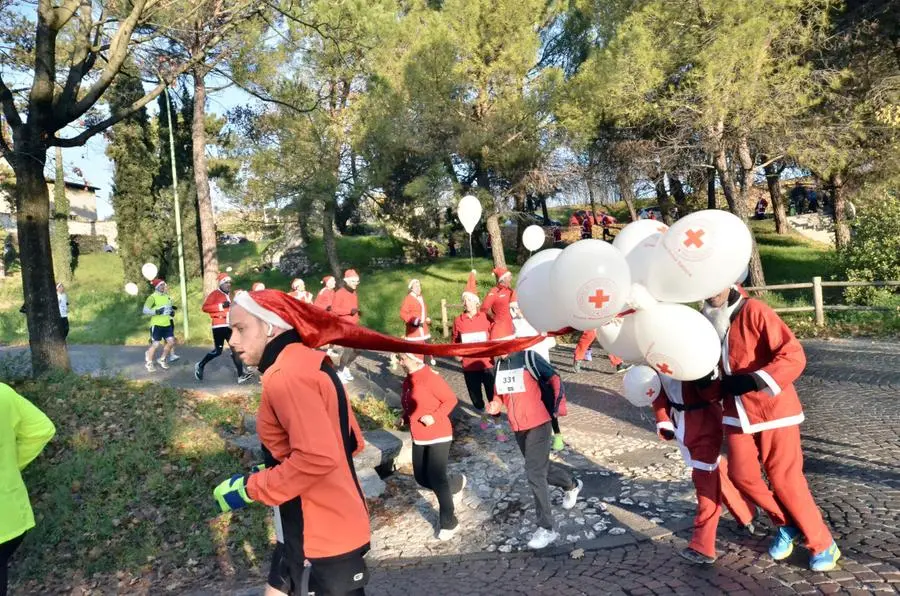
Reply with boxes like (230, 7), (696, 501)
(401, 366), (458, 444)
(332, 288), (360, 325)
(452, 311), (493, 371)
(314, 287), (335, 310)
(201, 289), (231, 328)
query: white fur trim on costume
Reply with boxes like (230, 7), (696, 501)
(233, 292), (291, 329)
(656, 421), (675, 433)
(754, 369), (782, 397)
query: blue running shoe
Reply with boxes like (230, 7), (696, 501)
(769, 526), (801, 560)
(809, 541), (841, 572)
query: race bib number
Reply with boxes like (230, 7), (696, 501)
(496, 368), (526, 395)
(461, 331), (488, 344)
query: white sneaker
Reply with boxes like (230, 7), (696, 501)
(145, 360), (155, 372)
(562, 479), (583, 510)
(337, 369), (350, 384)
(157, 358), (169, 370)
(437, 526), (459, 541)
(342, 368), (355, 381)
(430, 358), (437, 366)
(527, 527), (558, 549)
(168, 354), (180, 362)
(237, 372), (254, 384)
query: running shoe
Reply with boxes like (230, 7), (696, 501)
(527, 527), (558, 549)
(495, 427), (508, 442)
(194, 363), (204, 381)
(562, 479), (583, 510)
(479, 415), (491, 431)
(615, 363), (634, 374)
(168, 354), (181, 363)
(573, 361), (582, 373)
(342, 367), (355, 382)
(809, 541), (841, 572)
(237, 372), (254, 384)
(157, 358), (169, 370)
(429, 358), (437, 366)
(438, 526), (459, 541)
(768, 525), (801, 561)
(679, 547), (717, 565)
(552, 434), (565, 452)
(145, 360), (155, 372)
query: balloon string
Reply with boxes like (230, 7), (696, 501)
(468, 233), (473, 270)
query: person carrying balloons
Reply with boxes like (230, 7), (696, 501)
(332, 269), (363, 383)
(315, 276), (337, 310)
(400, 279), (436, 366)
(290, 279), (314, 304)
(703, 285), (841, 571)
(487, 350), (582, 550)
(649, 372), (759, 564)
(195, 273), (253, 384)
(481, 267), (519, 341)
(396, 352), (466, 541)
(143, 278), (177, 372)
(213, 290), (371, 596)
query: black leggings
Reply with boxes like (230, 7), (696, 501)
(198, 327), (243, 374)
(1, 532), (25, 596)
(463, 369), (494, 411)
(412, 442), (462, 530)
(551, 417), (561, 435)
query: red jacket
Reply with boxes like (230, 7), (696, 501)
(332, 287), (360, 325)
(452, 311), (493, 371)
(490, 352), (557, 432)
(201, 288), (231, 328)
(247, 342), (369, 559)
(481, 286), (517, 340)
(314, 288), (335, 310)
(400, 366), (458, 444)
(400, 293), (430, 341)
(720, 299), (806, 434)
(652, 376), (724, 471)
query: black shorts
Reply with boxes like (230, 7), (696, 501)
(150, 324), (175, 342)
(268, 543), (369, 596)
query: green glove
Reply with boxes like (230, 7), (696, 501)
(213, 474), (253, 513)
(250, 462), (266, 474)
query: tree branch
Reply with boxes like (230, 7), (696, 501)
(0, 73), (22, 128)
(56, 1), (96, 111)
(209, 65), (320, 114)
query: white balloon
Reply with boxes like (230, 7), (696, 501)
(516, 252), (569, 332)
(627, 283), (658, 311)
(612, 219), (669, 255)
(549, 240), (632, 330)
(633, 303), (722, 381)
(141, 262), (158, 281)
(124, 282), (139, 296)
(646, 210), (752, 303)
(522, 225), (546, 252)
(622, 365), (662, 407)
(616, 224), (666, 286)
(595, 316), (644, 362)
(457, 195), (482, 234)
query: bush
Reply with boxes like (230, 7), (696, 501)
(839, 190), (900, 305)
(71, 233), (109, 254)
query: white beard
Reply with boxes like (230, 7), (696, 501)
(702, 300), (739, 341)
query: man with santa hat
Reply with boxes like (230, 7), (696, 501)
(452, 271), (498, 432)
(400, 279), (436, 366)
(212, 290), (371, 595)
(703, 285), (840, 571)
(195, 273), (253, 384)
(315, 276), (337, 310)
(332, 270), (363, 383)
(652, 375), (760, 564)
(142, 278), (176, 371)
(289, 279), (314, 304)
(481, 267), (520, 341)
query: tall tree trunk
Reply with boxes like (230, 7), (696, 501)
(586, 176), (597, 217)
(712, 142), (766, 288)
(192, 68), (219, 295)
(515, 192), (527, 265)
(13, 141), (70, 374)
(762, 161), (789, 234)
(539, 194), (550, 224)
(707, 165), (717, 209)
(736, 137), (756, 218)
(669, 173), (687, 213)
(615, 170), (638, 221)
(654, 173), (675, 225)
(830, 173), (851, 250)
(486, 211), (506, 269)
(322, 195), (342, 279)
(52, 144), (72, 283)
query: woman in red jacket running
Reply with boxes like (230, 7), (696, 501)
(397, 353), (466, 540)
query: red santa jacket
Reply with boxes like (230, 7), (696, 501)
(490, 352), (557, 432)
(292, 290), (314, 304)
(452, 311), (493, 371)
(400, 366), (458, 444)
(314, 287), (335, 310)
(331, 288), (360, 325)
(201, 288), (231, 328)
(481, 286), (518, 340)
(653, 376), (724, 471)
(400, 293), (430, 341)
(721, 298), (806, 433)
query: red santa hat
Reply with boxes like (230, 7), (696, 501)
(217, 272), (232, 286)
(291, 278), (305, 290)
(461, 270), (479, 302)
(151, 278), (166, 290)
(343, 269), (360, 281)
(322, 275), (335, 285)
(492, 266), (511, 281)
(233, 290), (292, 330)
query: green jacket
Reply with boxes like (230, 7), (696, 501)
(144, 291), (174, 328)
(0, 383), (55, 543)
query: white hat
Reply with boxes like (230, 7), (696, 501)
(233, 290), (291, 330)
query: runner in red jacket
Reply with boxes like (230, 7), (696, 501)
(481, 267), (518, 340)
(452, 271), (496, 430)
(332, 270), (362, 383)
(573, 330), (631, 374)
(195, 273), (252, 384)
(397, 353), (466, 540)
(314, 276), (336, 310)
(400, 279), (431, 342)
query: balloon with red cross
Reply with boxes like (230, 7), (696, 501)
(633, 303), (721, 381)
(621, 364), (662, 407)
(549, 239), (632, 331)
(645, 210), (752, 303)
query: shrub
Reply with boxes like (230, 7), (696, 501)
(839, 190), (900, 305)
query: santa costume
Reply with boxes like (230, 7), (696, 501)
(196, 273), (251, 383)
(452, 271), (495, 416)
(653, 375), (756, 563)
(400, 279), (431, 342)
(481, 267), (518, 340)
(290, 279), (313, 304)
(314, 276), (336, 310)
(332, 270), (362, 383)
(704, 286), (840, 571)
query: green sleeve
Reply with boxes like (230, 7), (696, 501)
(4, 386), (56, 470)
(144, 294), (155, 310)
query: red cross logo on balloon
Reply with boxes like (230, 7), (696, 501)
(588, 289), (611, 311)
(646, 388), (656, 397)
(656, 362), (673, 375)
(683, 229), (705, 248)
